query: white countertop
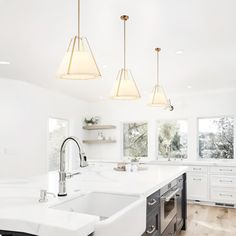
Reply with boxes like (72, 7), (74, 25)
(0, 163), (188, 236)
(150, 159), (236, 167)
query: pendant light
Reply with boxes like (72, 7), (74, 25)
(111, 15), (141, 100)
(57, 0), (101, 80)
(148, 48), (169, 107)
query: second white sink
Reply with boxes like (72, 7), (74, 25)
(52, 192), (146, 236)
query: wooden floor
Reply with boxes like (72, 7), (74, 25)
(180, 204), (236, 236)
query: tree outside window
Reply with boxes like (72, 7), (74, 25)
(123, 122), (148, 158)
(198, 117), (234, 159)
(158, 120), (188, 159)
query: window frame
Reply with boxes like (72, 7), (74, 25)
(197, 115), (235, 161)
(156, 118), (189, 160)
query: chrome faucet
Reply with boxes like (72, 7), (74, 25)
(58, 136), (88, 197)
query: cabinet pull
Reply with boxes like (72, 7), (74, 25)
(148, 198), (157, 206)
(146, 225), (156, 234)
(219, 168), (232, 172)
(193, 168), (201, 170)
(219, 193), (232, 197)
(219, 180), (233, 183)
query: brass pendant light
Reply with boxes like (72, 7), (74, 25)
(148, 48), (169, 107)
(57, 0), (101, 80)
(111, 15), (141, 100)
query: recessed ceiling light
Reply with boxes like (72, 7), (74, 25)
(102, 64), (108, 69)
(176, 50), (184, 55)
(187, 85), (192, 89)
(0, 61), (10, 65)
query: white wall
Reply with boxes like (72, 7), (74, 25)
(85, 89), (236, 162)
(0, 78), (89, 178)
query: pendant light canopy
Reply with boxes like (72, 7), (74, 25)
(111, 15), (140, 100)
(57, 0), (101, 80)
(148, 48), (169, 107)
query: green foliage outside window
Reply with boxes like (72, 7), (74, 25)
(123, 122), (148, 158)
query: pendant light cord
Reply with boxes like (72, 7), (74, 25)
(78, 0), (80, 38)
(156, 49), (160, 85)
(124, 19), (126, 70)
(156, 51), (159, 85)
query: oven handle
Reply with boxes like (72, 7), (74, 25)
(163, 188), (180, 202)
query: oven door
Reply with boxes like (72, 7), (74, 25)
(161, 187), (179, 233)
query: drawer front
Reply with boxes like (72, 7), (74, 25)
(187, 173), (208, 200)
(210, 166), (236, 175)
(188, 165), (208, 173)
(210, 175), (236, 188)
(210, 188), (236, 204)
(147, 190), (160, 215)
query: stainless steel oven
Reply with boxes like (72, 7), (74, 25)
(160, 181), (179, 233)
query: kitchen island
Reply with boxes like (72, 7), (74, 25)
(0, 163), (188, 236)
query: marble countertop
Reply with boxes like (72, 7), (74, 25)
(150, 159), (236, 167)
(0, 162), (188, 236)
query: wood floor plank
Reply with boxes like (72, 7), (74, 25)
(180, 204), (236, 236)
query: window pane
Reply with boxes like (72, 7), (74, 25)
(48, 118), (69, 171)
(198, 117), (234, 159)
(123, 122), (148, 158)
(158, 120), (188, 159)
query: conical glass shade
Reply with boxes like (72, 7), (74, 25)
(57, 37), (101, 80)
(111, 69), (141, 100)
(148, 84), (169, 107)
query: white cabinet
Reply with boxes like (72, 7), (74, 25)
(210, 166), (236, 175)
(209, 168), (236, 205)
(210, 188), (236, 204)
(155, 161), (236, 206)
(188, 166), (208, 173)
(210, 175), (236, 188)
(187, 173), (208, 201)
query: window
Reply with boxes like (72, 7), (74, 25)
(123, 122), (148, 158)
(157, 120), (188, 159)
(48, 118), (69, 171)
(198, 117), (234, 159)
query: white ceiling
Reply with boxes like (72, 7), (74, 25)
(0, 0), (236, 101)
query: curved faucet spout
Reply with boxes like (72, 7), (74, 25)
(58, 136), (88, 197)
(59, 136), (87, 172)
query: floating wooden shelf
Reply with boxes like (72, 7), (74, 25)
(82, 139), (116, 144)
(83, 125), (116, 130)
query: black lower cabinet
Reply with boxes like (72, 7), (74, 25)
(0, 231), (35, 236)
(142, 190), (161, 236)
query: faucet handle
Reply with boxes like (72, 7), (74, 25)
(66, 171), (80, 179)
(39, 189), (56, 203)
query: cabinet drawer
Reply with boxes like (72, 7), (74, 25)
(147, 190), (160, 215)
(210, 166), (236, 175)
(210, 175), (236, 188)
(187, 174), (208, 200)
(188, 166), (208, 173)
(210, 188), (236, 204)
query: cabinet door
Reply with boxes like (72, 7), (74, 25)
(187, 173), (208, 200)
(143, 205), (160, 236)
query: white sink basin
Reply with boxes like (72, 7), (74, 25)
(52, 192), (146, 236)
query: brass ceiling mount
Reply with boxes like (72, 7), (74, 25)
(120, 15), (129, 21)
(155, 48), (161, 52)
